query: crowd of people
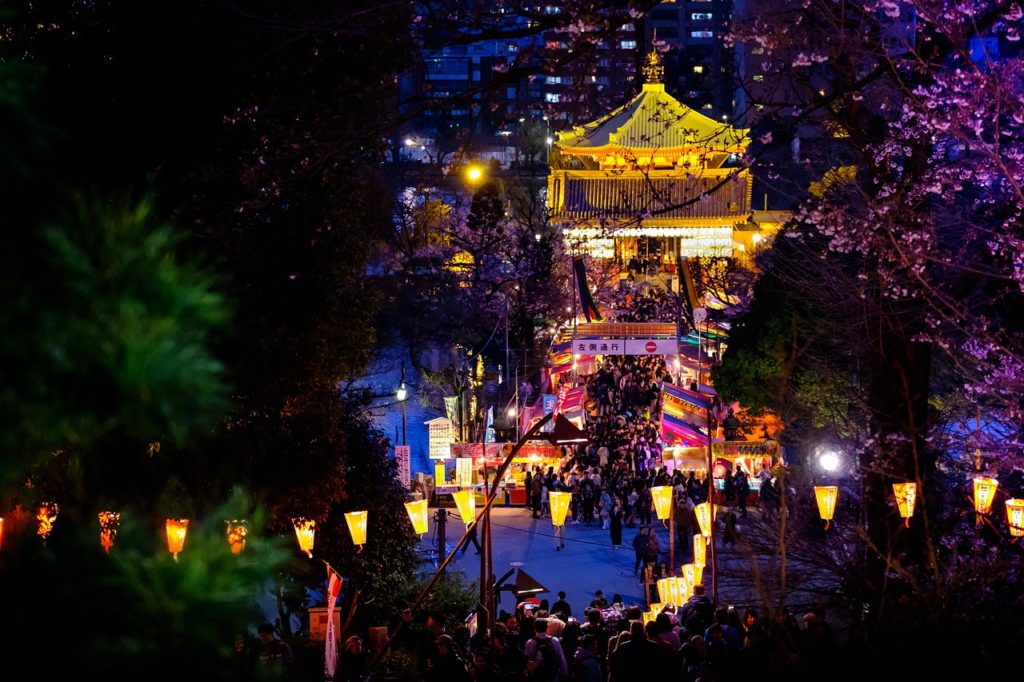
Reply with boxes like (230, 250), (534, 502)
(410, 588), (862, 682)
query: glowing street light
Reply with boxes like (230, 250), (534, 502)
(465, 164), (485, 186)
(818, 450), (841, 472)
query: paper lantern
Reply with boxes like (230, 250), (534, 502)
(452, 489), (476, 526)
(166, 518), (189, 560)
(973, 477), (998, 518)
(98, 511), (120, 554)
(36, 501), (59, 541)
(657, 578), (677, 604)
(814, 486), (838, 530)
(1005, 499), (1024, 538)
(693, 534), (707, 568)
(675, 576), (690, 602)
(549, 491), (572, 527)
(225, 520), (248, 554)
(694, 502), (716, 537)
(0, 517), (3, 551)
(692, 564), (704, 589)
(405, 500), (429, 535)
(681, 563), (696, 591)
(892, 482), (916, 526)
(292, 517), (316, 558)
(345, 511), (368, 552)
(651, 486), (672, 521)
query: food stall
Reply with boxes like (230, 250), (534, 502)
(442, 442), (565, 506)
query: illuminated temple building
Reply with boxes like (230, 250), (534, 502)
(547, 51), (782, 262)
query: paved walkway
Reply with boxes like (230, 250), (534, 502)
(414, 504), (843, 621)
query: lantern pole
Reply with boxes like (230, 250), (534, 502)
(707, 405), (718, 605)
(669, 499), (675, 576)
(372, 411), (555, 668)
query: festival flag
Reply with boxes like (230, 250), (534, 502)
(484, 406), (495, 443)
(573, 257), (603, 322)
(680, 257), (700, 324)
(325, 565), (344, 680)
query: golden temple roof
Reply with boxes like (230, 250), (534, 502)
(555, 82), (749, 155)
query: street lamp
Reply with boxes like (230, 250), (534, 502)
(397, 364), (408, 446)
(466, 163), (485, 188)
(818, 449), (841, 473)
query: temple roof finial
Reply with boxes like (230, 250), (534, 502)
(642, 37), (664, 84)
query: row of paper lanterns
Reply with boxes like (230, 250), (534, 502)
(0, 500), (442, 560)
(812, 477), (1023, 536)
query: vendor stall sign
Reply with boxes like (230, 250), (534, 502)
(455, 457), (474, 487)
(427, 417), (454, 459)
(394, 445), (411, 488)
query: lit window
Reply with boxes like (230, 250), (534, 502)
(693, 65), (704, 74)
(547, 76), (562, 84)
(620, 40), (637, 49)
(545, 93), (561, 103)
(753, 75), (764, 82)
(691, 13), (713, 20)
(690, 31), (713, 38)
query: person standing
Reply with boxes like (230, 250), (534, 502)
(525, 470), (534, 515)
(524, 618), (568, 682)
(552, 591), (572, 621)
(609, 502), (624, 548)
(734, 469), (750, 518)
(255, 622), (293, 671)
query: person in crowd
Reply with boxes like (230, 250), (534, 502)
(632, 526), (651, 576)
(572, 634), (602, 682)
(609, 500), (624, 548)
(338, 635), (370, 682)
(609, 621), (658, 681)
(255, 622), (293, 669)
(524, 618), (568, 682)
(734, 468), (750, 518)
(427, 634), (471, 682)
(551, 591), (572, 621)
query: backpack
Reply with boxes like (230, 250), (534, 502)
(531, 637), (559, 682)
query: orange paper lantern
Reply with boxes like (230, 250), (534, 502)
(549, 491), (572, 528)
(345, 511), (368, 552)
(405, 500), (429, 535)
(693, 534), (707, 568)
(98, 511), (120, 554)
(1005, 499), (1024, 538)
(225, 520), (248, 554)
(36, 501), (59, 541)
(651, 486), (672, 521)
(452, 489), (476, 526)
(973, 477), (998, 519)
(165, 518), (189, 560)
(814, 486), (838, 530)
(292, 517), (316, 558)
(695, 502), (716, 538)
(892, 482), (916, 526)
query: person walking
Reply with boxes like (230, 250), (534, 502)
(735, 468), (750, 518)
(632, 527), (651, 576)
(461, 520), (481, 554)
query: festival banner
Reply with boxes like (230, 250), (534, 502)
(541, 394), (557, 432)
(661, 382), (712, 428)
(444, 396), (458, 425)
(573, 256), (603, 322)
(484, 406), (495, 444)
(324, 566), (343, 680)
(661, 412), (709, 447)
(394, 446), (411, 488)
